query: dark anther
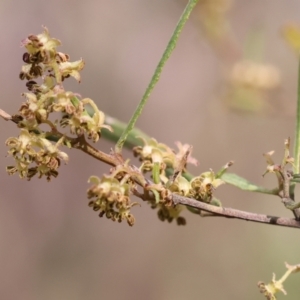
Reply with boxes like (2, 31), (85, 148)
(19, 72), (26, 80)
(26, 80), (37, 91)
(22, 52), (31, 63)
(27, 35), (39, 42)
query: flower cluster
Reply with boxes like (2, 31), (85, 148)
(134, 137), (224, 202)
(133, 138), (197, 179)
(133, 138), (227, 224)
(6, 27), (111, 180)
(190, 171), (224, 203)
(258, 263), (300, 300)
(6, 129), (68, 181)
(133, 138), (175, 172)
(87, 175), (137, 226)
(18, 26), (110, 140)
(156, 203), (186, 225)
(20, 27), (83, 83)
(166, 171), (224, 206)
(5, 27), (228, 227)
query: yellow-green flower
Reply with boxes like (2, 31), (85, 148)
(87, 175), (137, 226)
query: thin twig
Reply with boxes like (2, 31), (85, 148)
(2, 108), (299, 228)
(114, 0), (200, 153)
(293, 59), (300, 177)
(0, 109), (121, 167)
(71, 138), (300, 228)
(69, 134), (122, 166)
(172, 194), (300, 229)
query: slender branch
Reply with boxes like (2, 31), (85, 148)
(2, 108), (299, 228)
(69, 135), (121, 166)
(293, 58), (300, 176)
(0, 108), (121, 167)
(103, 115), (149, 149)
(114, 0), (200, 153)
(69, 137), (300, 228)
(291, 58), (300, 202)
(171, 194), (300, 229)
(0, 108), (282, 196)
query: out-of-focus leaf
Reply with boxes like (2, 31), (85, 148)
(221, 172), (278, 195)
(282, 24), (300, 54)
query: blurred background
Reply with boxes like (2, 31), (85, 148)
(1, 0), (300, 299)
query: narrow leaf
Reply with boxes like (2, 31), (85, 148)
(221, 172), (279, 195)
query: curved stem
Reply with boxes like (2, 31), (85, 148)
(115, 0), (200, 153)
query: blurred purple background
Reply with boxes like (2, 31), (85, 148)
(1, 0), (300, 299)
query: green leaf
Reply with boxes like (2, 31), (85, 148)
(186, 206), (200, 214)
(221, 172), (279, 195)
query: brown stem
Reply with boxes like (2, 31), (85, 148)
(2, 108), (300, 228)
(69, 134), (120, 166)
(171, 194), (300, 229)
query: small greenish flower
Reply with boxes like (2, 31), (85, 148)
(258, 271), (289, 300)
(20, 92), (50, 124)
(6, 128), (37, 158)
(258, 260), (300, 299)
(87, 175), (137, 226)
(6, 129), (68, 181)
(133, 138), (175, 172)
(58, 59), (85, 83)
(20, 27), (85, 84)
(168, 175), (191, 197)
(51, 91), (79, 115)
(134, 139), (197, 176)
(190, 170), (224, 202)
(78, 106), (112, 142)
(156, 203), (186, 226)
(60, 97), (111, 142)
(20, 27), (61, 81)
(21, 26), (61, 58)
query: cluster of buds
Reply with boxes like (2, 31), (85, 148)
(87, 174), (138, 226)
(166, 171), (224, 209)
(134, 138), (227, 224)
(133, 138), (175, 174)
(134, 138), (225, 201)
(6, 27), (111, 180)
(133, 138), (197, 179)
(156, 203), (186, 225)
(134, 138), (194, 224)
(19, 29), (78, 83)
(6, 129), (68, 181)
(190, 171), (224, 203)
